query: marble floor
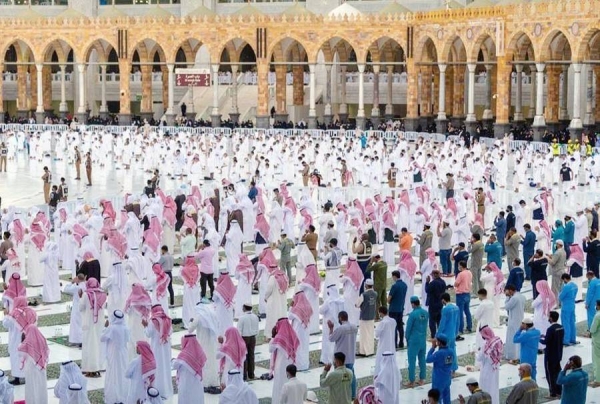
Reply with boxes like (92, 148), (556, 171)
(1, 149), (600, 403)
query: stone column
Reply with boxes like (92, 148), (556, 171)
(371, 65), (381, 128)
(229, 65), (239, 125)
(356, 63), (366, 130)
(420, 66), (431, 129)
(584, 67), (594, 129)
(76, 63), (87, 123)
(531, 63), (546, 140)
(59, 64), (68, 118)
(405, 58), (419, 130)
(482, 64), (494, 121)
(385, 65), (394, 120)
(211, 64), (221, 128)
(307, 63), (317, 129)
(140, 65), (153, 122)
(323, 65), (333, 125)
(42, 65), (52, 117)
(255, 59), (270, 129)
(595, 67), (600, 132)
(436, 63), (447, 133)
(493, 55), (512, 137)
(514, 64), (524, 122)
(339, 65), (348, 123)
(559, 64), (569, 121)
(569, 63), (583, 138)
(465, 63), (477, 133)
(544, 65), (560, 132)
(292, 65), (304, 106)
(527, 65), (536, 120)
(16, 64), (28, 118)
(451, 64), (465, 127)
(0, 63), (4, 122)
(118, 59), (131, 125)
(274, 65), (288, 124)
(99, 64), (108, 118)
(165, 63), (175, 125)
(30, 66), (37, 116)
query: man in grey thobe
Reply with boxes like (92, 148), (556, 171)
(504, 284), (525, 363)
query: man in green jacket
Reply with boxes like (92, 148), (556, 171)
(320, 352), (353, 403)
(367, 254), (388, 315)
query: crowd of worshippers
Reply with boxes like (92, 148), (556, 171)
(3, 130), (600, 402)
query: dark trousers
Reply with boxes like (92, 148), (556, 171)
(357, 260), (370, 294)
(165, 271), (174, 306)
(200, 273), (215, 298)
(242, 335), (256, 380)
(429, 309), (441, 338)
(545, 356), (562, 396)
(389, 311), (405, 348)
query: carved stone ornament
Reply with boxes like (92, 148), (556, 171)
(534, 23), (542, 37)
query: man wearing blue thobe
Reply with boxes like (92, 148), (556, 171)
(426, 333), (455, 404)
(438, 293), (460, 372)
(559, 273), (578, 345)
(405, 296), (429, 388)
(513, 317), (541, 380)
(586, 271), (600, 330)
(521, 224), (536, 280)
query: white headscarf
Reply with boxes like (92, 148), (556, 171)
(220, 370), (258, 404)
(54, 361), (87, 401)
(67, 383), (90, 404)
(0, 370), (14, 404)
(374, 351), (400, 404)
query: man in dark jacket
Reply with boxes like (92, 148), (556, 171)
(540, 311), (564, 398)
(425, 269), (447, 337)
(506, 206), (516, 232)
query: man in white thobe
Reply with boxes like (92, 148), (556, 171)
(54, 361), (87, 404)
(142, 305), (173, 400)
(101, 310), (130, 404)
(374, 351), (400, 404)
(264, 266), (289, 340)
(188, 302), (220, 389)
(319, 284), (345, 363)
(374, 307), (397, 375)
(103, 262), (130, 314)
(78, 279), (106, 376)
(224, 220), (244, 273)
(473, 288), (495, 368)
(41, 242), (61, 303)
(0, 369), (14, 404)
(63, 274), (86, 345)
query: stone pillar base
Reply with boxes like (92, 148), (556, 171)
(355, 116), (365, 130)
(273, 113), (289, 124)
(35, 111), (45, 124)
(436, 119), (448, 134)
(75, 112), (87, 124)
(450, 116), (465, 128)
(493, 123), (511, 138)
(546, 122), (559, 134)
(60, 110), (68, 119)
(464, 120), (478, 135)
(255, 115), (270, 129)
(532, 125), (546, 141)
(140, 112), (153, 122)
(118, 113), (131, 126)
(482, 109), (493, 120)
(338, 113), (348, 124)
(308, 116), (318, 129)
(323, 114), (333, 126)
(17, 110), (29, 119)
(229, 112), (240, 125)
(371, 115), (381, 129)
(99, 111), (109, 120)
(403, 117), (420, 131)
(570, 128), (583, 140)
(211, 114), (221, 128)
(419, 116), (431, 130)
(165, 113), (176, 126)
(0, 113), (5, 123)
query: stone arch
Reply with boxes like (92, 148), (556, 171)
(441, 35), (467, 63)
(212, 35), (255, 65)
(1, 39), (35, 64)
(82, 39), (116, 65)
(313, 37), (359, 65)
(41, 39), (75, 65)
(169, 39), (204, 65)
(506, 31), (535, 61)
(414, 35), (438, 63)
(267, 34), (310, 63)
(469, 33), (496, 63)
(219, 39), (256, 73)
(130, 38), (166, 64)
(540, 29), (572, 61)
